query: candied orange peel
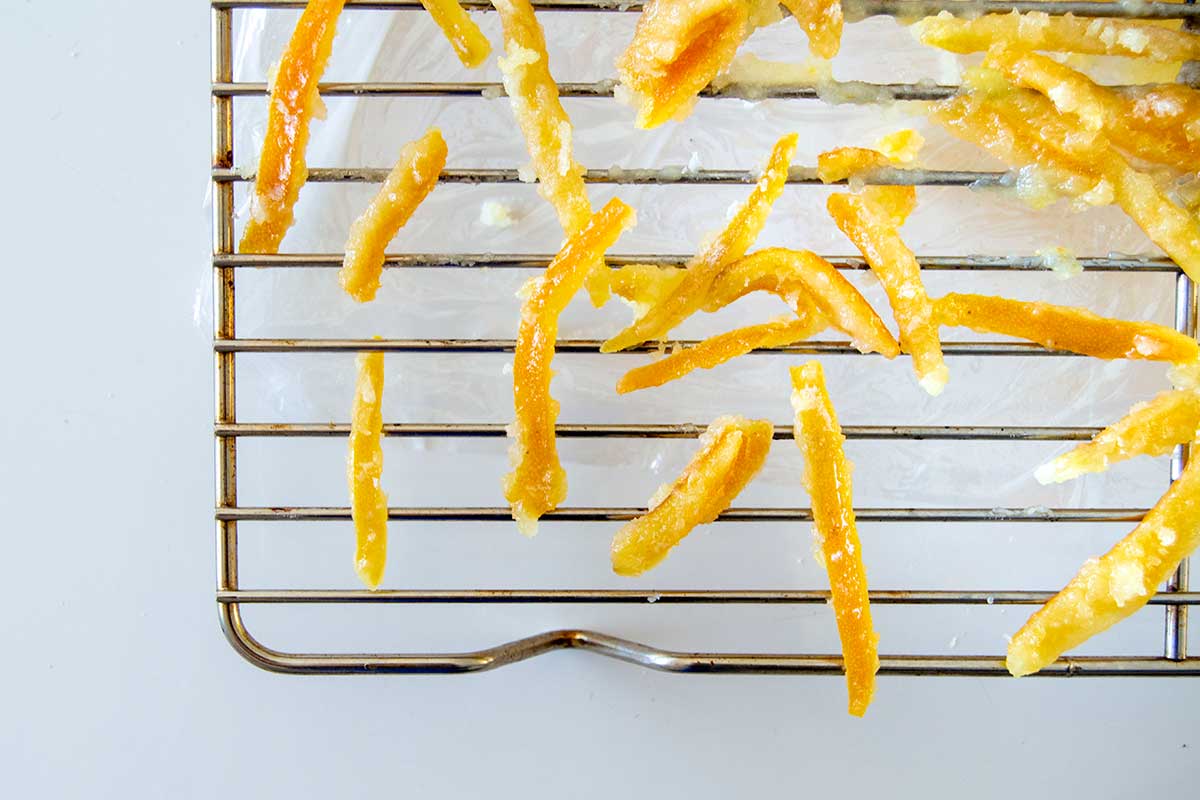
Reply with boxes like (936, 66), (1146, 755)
(709, 249), (900, 357)
(1008, 453), (1200, 676)
(610, 416), (773, 576)
(1036, 390), (1200, 485)
(935, 292), (1200, 364)
(603, 133), (798, 353)
(828, 192), (947, 395)
(505, 199), (637, 536)
(790, 362), (878, 716)
(493, 0), (609, 306)
(339, 129), (447, 303)
(931, 86), (1200, 281)
(617, 314), (827, 393)
(780, 0), (844, 59)
(817, 145), (917, 227)
(240, 0), (346, 254)
(985, 50), (1200, 172)
(616, 0), (750, 129)
(348, 349), (388, 589)
(421, 0), (492, 68)
(914, 11), (1200, 62)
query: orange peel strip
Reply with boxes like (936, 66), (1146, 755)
(790, 362), (878, 716)
(1007, 453), (1200, 676)
(986, 50), (1200, 171)
(348, 349), (388, 589)
(816, 146), (917, 228)
(1036, 390), (1200, 484)
(610, 263), (687, 317)
(240, 0), (347, 254)
(504, 199), (637, 536)
(706, 249), (900, 357)
(610, 415), (773, 575)
(616, 0), (750, 129)
(932, 89), (1200, 280)
(339, 129), (447, 303)
(780, 0), (844, 59)
(420, 0), (492, 68)
(828, 192), (947, 395)
(913, 11), (1200, 62)
(602, 133), (798, 353)
(935, 292), (1200, 364)
(617, 314), (827, 393)
(493, 0), (609, 306)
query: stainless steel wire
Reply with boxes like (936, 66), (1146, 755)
(212, 0), (1200, 675)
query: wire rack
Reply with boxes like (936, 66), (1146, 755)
(212, 0), (1200, 675)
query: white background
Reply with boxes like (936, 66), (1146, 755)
(2, 1), (1198, 796)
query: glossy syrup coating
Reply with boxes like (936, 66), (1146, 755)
(420, 0), (491, 68)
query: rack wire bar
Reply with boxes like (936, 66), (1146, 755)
(212, 0), (1200, 19)
(213, 0), (1200, 675)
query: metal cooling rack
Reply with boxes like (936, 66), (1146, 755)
(212, 0), (1200, 675)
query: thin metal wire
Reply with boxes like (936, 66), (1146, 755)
(213, 0), (1200, 676)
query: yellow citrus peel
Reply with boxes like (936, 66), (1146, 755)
(914, 11), (1200, 62)
(780, 0), (844, 59)
(339, 129), (447, 303)
(505, 199), (637, 536)
(616, 314), (827, 393)
(1036, 390), (1200, 485)
(240, 0), (346, 254)
(935, 293), (1200, 364)
(1008, 453), (1200, 676)
(828, 192), (947, 395)
(493, 0), (609, 305)
(611, 416), (773, 575)
(603, 133), (798, 353)
(348, 349), (388, 589)
(616, 0), (750, 128)
(421, 0), (492, 68)
(791, 362), (878, 716)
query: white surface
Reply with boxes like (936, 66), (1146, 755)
(2, 1), (1198, 796)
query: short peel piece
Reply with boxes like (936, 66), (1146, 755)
(616, 314), (827, 393)
(493, 0), (609, 305)
(504, 199), (637, 536)
(1007, 453), (1200, 676)
(780, 0), (844, 59)
(935, 292), (1200, 364)
(603, 133), (798, 353)
(791, 362), (878, 716)
(616, 0), (750, 128)
(611, 416), (773, 575)
(421, 0), (492, 68)
(348, 349), (388, 589)
(1036, 390), (1200, 485)
(828, 192), (947, 395)
(240, 0), (347, 254)
(339, 129), (447, 303)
